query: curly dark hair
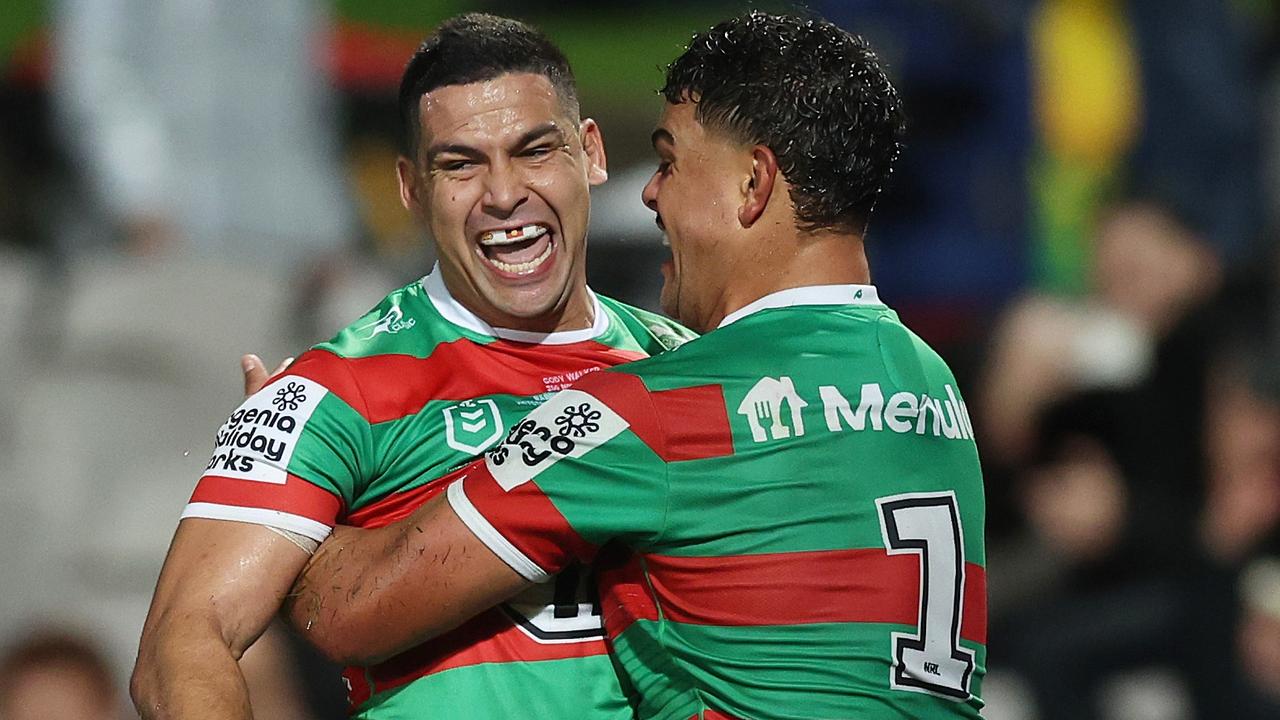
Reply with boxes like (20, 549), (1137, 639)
(398, 13), (579, 158)
(662, 12), (906, 234)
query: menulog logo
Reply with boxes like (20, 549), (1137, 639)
(737, 377), (975, 444)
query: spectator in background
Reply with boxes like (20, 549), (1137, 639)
(983, 200), (1280, 719)
(50, 0), (353, 266)
(1238, 554), (1280, 712)
(0, 629), (122, 720)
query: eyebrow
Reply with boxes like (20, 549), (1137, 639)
(425, 122), (568, 165)
(516, 122), (567, 149)
(651, 128), (675, 149)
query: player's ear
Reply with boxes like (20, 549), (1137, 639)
(580, 118), (608, 186)
(397, 155), (422, 212)
(738, 144), (778, 228)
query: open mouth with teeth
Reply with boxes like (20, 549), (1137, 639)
(477, 224), (555, 276)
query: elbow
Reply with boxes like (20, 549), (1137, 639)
(130, 643), (161, 718)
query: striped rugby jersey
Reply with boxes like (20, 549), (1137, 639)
(450, 284), (987, 720)
(184, 265), (695, 718)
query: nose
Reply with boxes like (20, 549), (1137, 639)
(482, 158), (528, 217)
(641, 169), (660, 213)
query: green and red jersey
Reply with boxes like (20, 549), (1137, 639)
(450, 284), (987, 720)
(184, 266), (695, 718)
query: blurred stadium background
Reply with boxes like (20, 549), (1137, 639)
(1, 0), (1279, 718)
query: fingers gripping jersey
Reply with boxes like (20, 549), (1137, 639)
(450, 285), (987, 720)
(182, 267), (696, 718)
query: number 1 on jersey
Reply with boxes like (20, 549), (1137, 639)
(877, 491), (975, 700)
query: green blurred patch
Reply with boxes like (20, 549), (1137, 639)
(536, 7), (755, 110)
(0, 0), (44, 71)
(334, 1), (789, 110)
(334, 0), (471, 30)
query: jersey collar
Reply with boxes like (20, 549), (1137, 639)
(421, 265), (609, 345)
(717, 284), (882, 329)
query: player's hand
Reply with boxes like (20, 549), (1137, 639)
(241, 354), (294, 397)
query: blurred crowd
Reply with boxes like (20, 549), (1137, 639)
(1, 1), (1279, 718)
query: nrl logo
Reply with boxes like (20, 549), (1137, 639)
(443, 399), (504, 454)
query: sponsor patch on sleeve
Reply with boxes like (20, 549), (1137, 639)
(484, 389), (629, 491)
(202, 376), (329, 484)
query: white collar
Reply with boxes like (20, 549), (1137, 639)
(421, 265), (609, 345)
(717, 284), (882, 329)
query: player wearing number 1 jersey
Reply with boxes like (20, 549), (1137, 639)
(286, 12), (985, 720)
(451, 283), (986, 719)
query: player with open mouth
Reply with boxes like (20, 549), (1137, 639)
(478, 223), (555, 277)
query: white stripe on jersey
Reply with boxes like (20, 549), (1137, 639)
(181, 502), (333, 542)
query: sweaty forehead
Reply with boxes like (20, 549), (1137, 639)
(653, 101), (729, 152)
(419, 73), (569, 145)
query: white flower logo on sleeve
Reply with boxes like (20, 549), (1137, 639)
(486, 390), (628, 491)
(203, 376), (329, 484)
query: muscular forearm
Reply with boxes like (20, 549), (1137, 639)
(133, 518), (311, 720)
(285, 517), (433, 665)
(131, 615), (253, 720)
(285, 495), (529, 665)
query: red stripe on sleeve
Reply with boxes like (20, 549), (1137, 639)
(641, 551), (986, 644)
(462, 462), (598, 572)
(571, 372), (665, 455)
(648, 384), (734, 461)
(577, 373), (734, 462)
(285, 350), (369, 418)
(189, 472), (343, 526)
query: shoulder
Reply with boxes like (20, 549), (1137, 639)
(567, 360), (734, 463)
(270, 280), (439, 417)
(312, 278), (469, 360)
(596, 295), (698, 353)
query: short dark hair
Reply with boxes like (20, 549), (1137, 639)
(662, 12), (906, 234)
(398, 13), (580, 158)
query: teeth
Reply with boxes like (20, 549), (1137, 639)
(480, 225), (547, 246)
(486, 238), (554, 275)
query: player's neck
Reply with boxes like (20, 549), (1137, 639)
(775, 230), (871, 286)
(710, 231), (871, 328)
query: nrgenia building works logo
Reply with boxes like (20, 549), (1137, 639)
(203, 376), (329, 483)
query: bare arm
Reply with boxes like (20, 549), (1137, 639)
(284, 493), (530, 666)
(131, 519), (310, 720)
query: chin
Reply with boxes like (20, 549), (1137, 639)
(659, 292), (678, 322)
(503, 284), (570, 319)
